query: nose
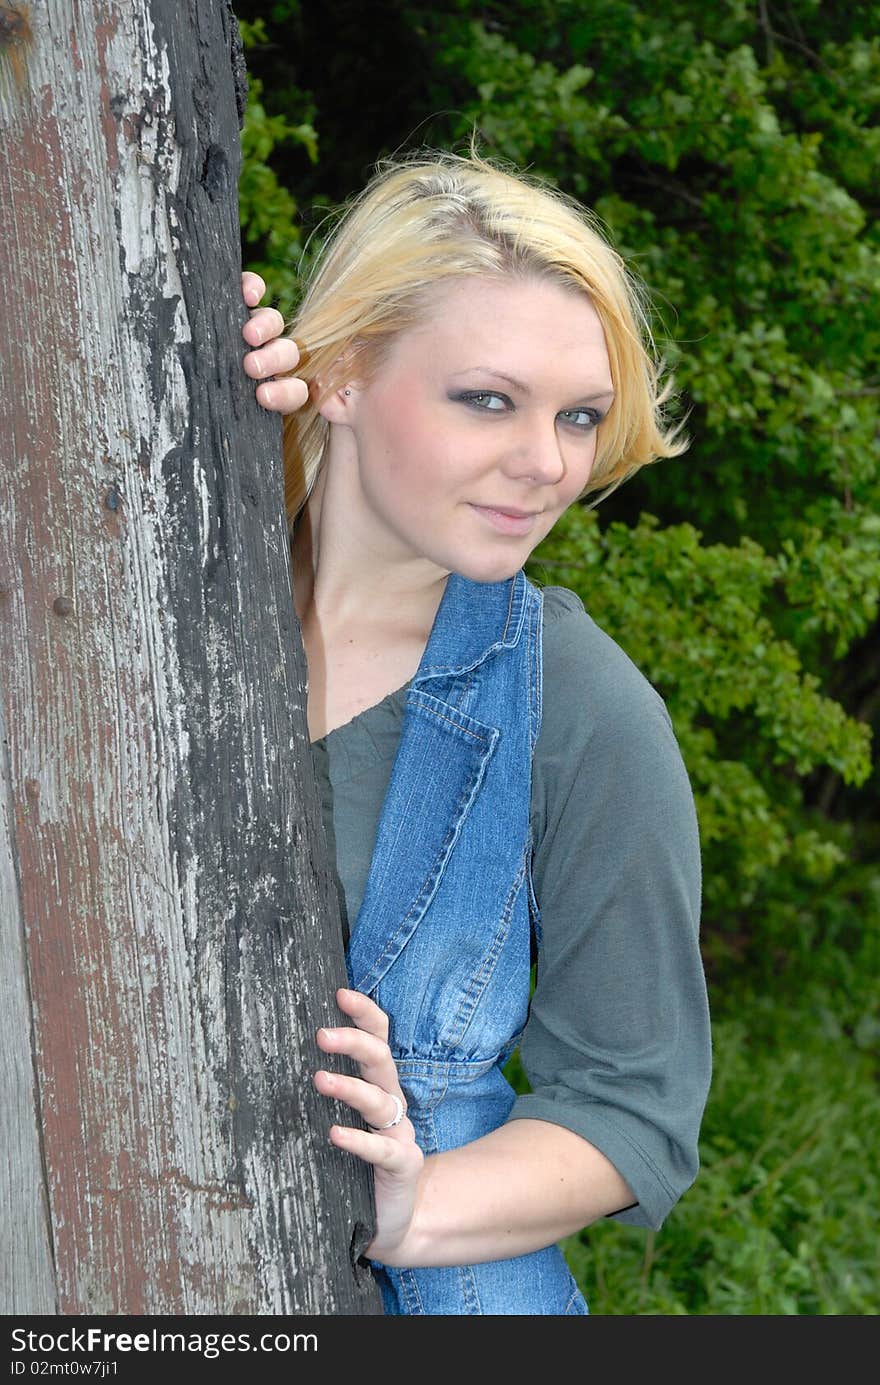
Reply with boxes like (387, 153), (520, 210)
(502, 415), (567, 486)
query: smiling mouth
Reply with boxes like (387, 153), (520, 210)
(470, 504), (541, 535)
(473, 505), (540, 518)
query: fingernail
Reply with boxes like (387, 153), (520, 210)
(251, 326), (263, 344)
(258, 383), (274, 406)
(318, 1027), (336, 1038)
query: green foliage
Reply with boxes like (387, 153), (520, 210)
(414, 4), (880, 551)
(505, 920), (880, 1314)
(234, 0), (880, 1313)
(562, 1000), (880, 1314)
(237, 17), (319, 314)
(527, 502), (873, 944)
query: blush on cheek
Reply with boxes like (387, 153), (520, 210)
(367, 391), (426, 480)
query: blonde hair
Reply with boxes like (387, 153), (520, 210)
(281, 149), (686, 529)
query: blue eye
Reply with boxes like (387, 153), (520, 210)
(452, 392), (604, 429)
(559, 407), (603, 430)
(453, 391), (511, 412)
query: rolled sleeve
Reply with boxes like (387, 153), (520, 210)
(506, 588), (712, 1230)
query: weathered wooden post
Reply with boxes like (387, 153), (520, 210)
(0, 0), (381, 1314)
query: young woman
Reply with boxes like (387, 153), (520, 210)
(238, 152), (712, 1316)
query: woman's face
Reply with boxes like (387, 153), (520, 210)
(327, 273), (615, 585)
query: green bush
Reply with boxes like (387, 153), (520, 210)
(561, 995), (880, 1315)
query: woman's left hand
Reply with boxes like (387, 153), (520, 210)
(314, 988), (425, 1264)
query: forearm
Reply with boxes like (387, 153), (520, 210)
(367, 1117), (635, 1268)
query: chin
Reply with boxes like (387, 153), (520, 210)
(450, 553), (528, 585)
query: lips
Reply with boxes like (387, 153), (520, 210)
(470, 504), (540, 536)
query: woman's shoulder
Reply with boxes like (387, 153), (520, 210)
(528, 583), (696, 852)
(533, 581), (673, 734)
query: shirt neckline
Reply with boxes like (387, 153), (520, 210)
(310, 677), (413, 749)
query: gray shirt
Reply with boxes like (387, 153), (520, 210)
(309, 584), (711, 1228)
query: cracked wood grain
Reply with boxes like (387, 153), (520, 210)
(0, 0), (381, 1315)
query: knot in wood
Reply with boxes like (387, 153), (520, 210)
(0, 3), (32, 48)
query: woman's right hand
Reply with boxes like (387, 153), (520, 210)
(314, 988), (425, 1267)
(241, 270), (309, 414)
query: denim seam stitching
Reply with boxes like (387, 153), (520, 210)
(360, 750), (494, 990)
(420, 705), (489, 743)
(442, 855), (527, 1049)
(460, 1263), (482, 1314)
(418, 570), (523, 676)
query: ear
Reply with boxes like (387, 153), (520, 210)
(314, 379), (359, 425)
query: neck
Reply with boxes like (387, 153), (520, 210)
(290, 463), (450, 637)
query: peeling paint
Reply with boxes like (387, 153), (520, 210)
(1, 0), (379, 1315)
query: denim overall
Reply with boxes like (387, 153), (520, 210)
(346, 568), (589, 1316)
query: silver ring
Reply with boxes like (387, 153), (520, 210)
(370, 1092), (405, 1131)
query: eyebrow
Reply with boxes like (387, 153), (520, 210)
(449, 368), (615, 400)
